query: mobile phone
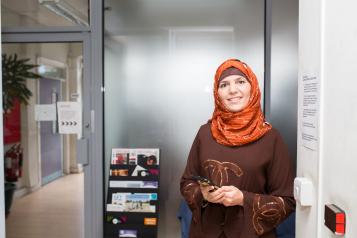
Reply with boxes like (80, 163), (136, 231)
(191, 175), (220, 189)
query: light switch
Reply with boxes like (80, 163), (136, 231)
(294, 177), (313, 206)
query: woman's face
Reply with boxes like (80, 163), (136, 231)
(217, 74), (251, 112)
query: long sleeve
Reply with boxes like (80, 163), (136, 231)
(241, 131), (296, 236)
(180, 130), (204, 224)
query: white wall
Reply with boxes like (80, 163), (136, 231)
(296, 1), (323, 236)
(297, 0), (357, 237)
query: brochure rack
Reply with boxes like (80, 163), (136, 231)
(105, 148), (160, 238)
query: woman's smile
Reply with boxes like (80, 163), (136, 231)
(227, 96), (242, 102)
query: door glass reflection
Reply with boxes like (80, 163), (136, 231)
(1, 0), (89, 28)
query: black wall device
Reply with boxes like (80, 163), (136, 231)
(324, 204), (345, 235)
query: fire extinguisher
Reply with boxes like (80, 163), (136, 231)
(5, 143), (23, 182)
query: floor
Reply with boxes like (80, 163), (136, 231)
(5, 174), (84, 238)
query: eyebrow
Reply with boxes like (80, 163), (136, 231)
(219, 75), (247, 84)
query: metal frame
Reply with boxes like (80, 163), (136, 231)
(2, 26), (90, 33)
(264, 0), (272, 121)
(0, 3), (5, 237)
(1, 0), (104, 237)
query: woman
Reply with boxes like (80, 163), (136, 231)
(180, 59), (295, 238)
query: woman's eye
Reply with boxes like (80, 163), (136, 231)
(237, 79), (246, 84)
(219, 83), (227, 88)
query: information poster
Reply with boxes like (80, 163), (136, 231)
(35, 104), (57, 121)
(57, 101), (82, 135)
(301, 74), (320, 151)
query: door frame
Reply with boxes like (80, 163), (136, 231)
(1, 1), (104, 236)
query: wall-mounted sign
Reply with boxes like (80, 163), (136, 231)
(57, 101), (82, 135)
(301, 74), (320, 151)
(35, 104), (57, 121)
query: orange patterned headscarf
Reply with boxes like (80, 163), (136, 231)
(211, 59), (272, 146)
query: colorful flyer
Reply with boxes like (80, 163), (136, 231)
(107, 193), (157, 213)
(119, 229), (137, 237)
(111, 151), (129, 165)
(109, 181), (158, 188)
(111, 148), (160, 166)
(144, 217), (157, 226)
(110, 169), (129, 176)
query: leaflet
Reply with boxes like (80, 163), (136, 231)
(109, 181), (158, 189)
(107, 193), (157, 213)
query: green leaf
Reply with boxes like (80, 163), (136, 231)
(2, 54), (40, 111)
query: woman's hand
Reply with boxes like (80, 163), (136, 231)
(220, 185), (244, 206)
(200, 185), (225, 204)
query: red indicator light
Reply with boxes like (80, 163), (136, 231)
(336, 213), (345, 224)
(335, 223), (345, 234)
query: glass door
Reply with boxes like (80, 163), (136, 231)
(2, 42), (86, 238)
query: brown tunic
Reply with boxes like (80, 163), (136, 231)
(180, 123), (295, 238)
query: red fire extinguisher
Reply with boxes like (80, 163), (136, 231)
(5, 143), (23, 182)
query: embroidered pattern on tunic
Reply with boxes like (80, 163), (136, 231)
(182, 182), (201, 223)
(252, 194), (286, 235)
(203, 160), (243, 186)
(183, 182), (200, 206)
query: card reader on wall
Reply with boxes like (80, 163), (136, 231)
(294, 177), (313, 206)
(324, 204), (345, 235)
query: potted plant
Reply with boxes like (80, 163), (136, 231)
(2, 53), (40, 217)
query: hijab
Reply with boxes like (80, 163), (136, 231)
(210, 59), (272, 146)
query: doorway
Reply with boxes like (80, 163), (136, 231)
(39, 77), (63, 185)
(2, 42), (85, 238)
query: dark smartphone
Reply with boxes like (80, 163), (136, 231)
(191, 175), (220, 189)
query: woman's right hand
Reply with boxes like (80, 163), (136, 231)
(200, 185), (225, 204)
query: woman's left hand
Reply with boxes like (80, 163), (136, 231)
(220, 185), (244, 206)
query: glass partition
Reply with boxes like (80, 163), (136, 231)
(1, 0), (89, 27)
(104, 0), (264, 237)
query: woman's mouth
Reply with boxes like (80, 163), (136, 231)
(227, 97), (241, 103)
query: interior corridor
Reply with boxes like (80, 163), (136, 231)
(5, 174), (83, 238)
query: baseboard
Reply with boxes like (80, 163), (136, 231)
(13, 184), (41, 199)
(70, 164), (83, 173)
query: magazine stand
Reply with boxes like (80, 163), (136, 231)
(105, 148), (160, 238)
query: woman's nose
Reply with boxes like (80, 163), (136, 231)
(229, 84), (238, 94)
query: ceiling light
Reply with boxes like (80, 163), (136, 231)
(39, 0), (88, 26)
